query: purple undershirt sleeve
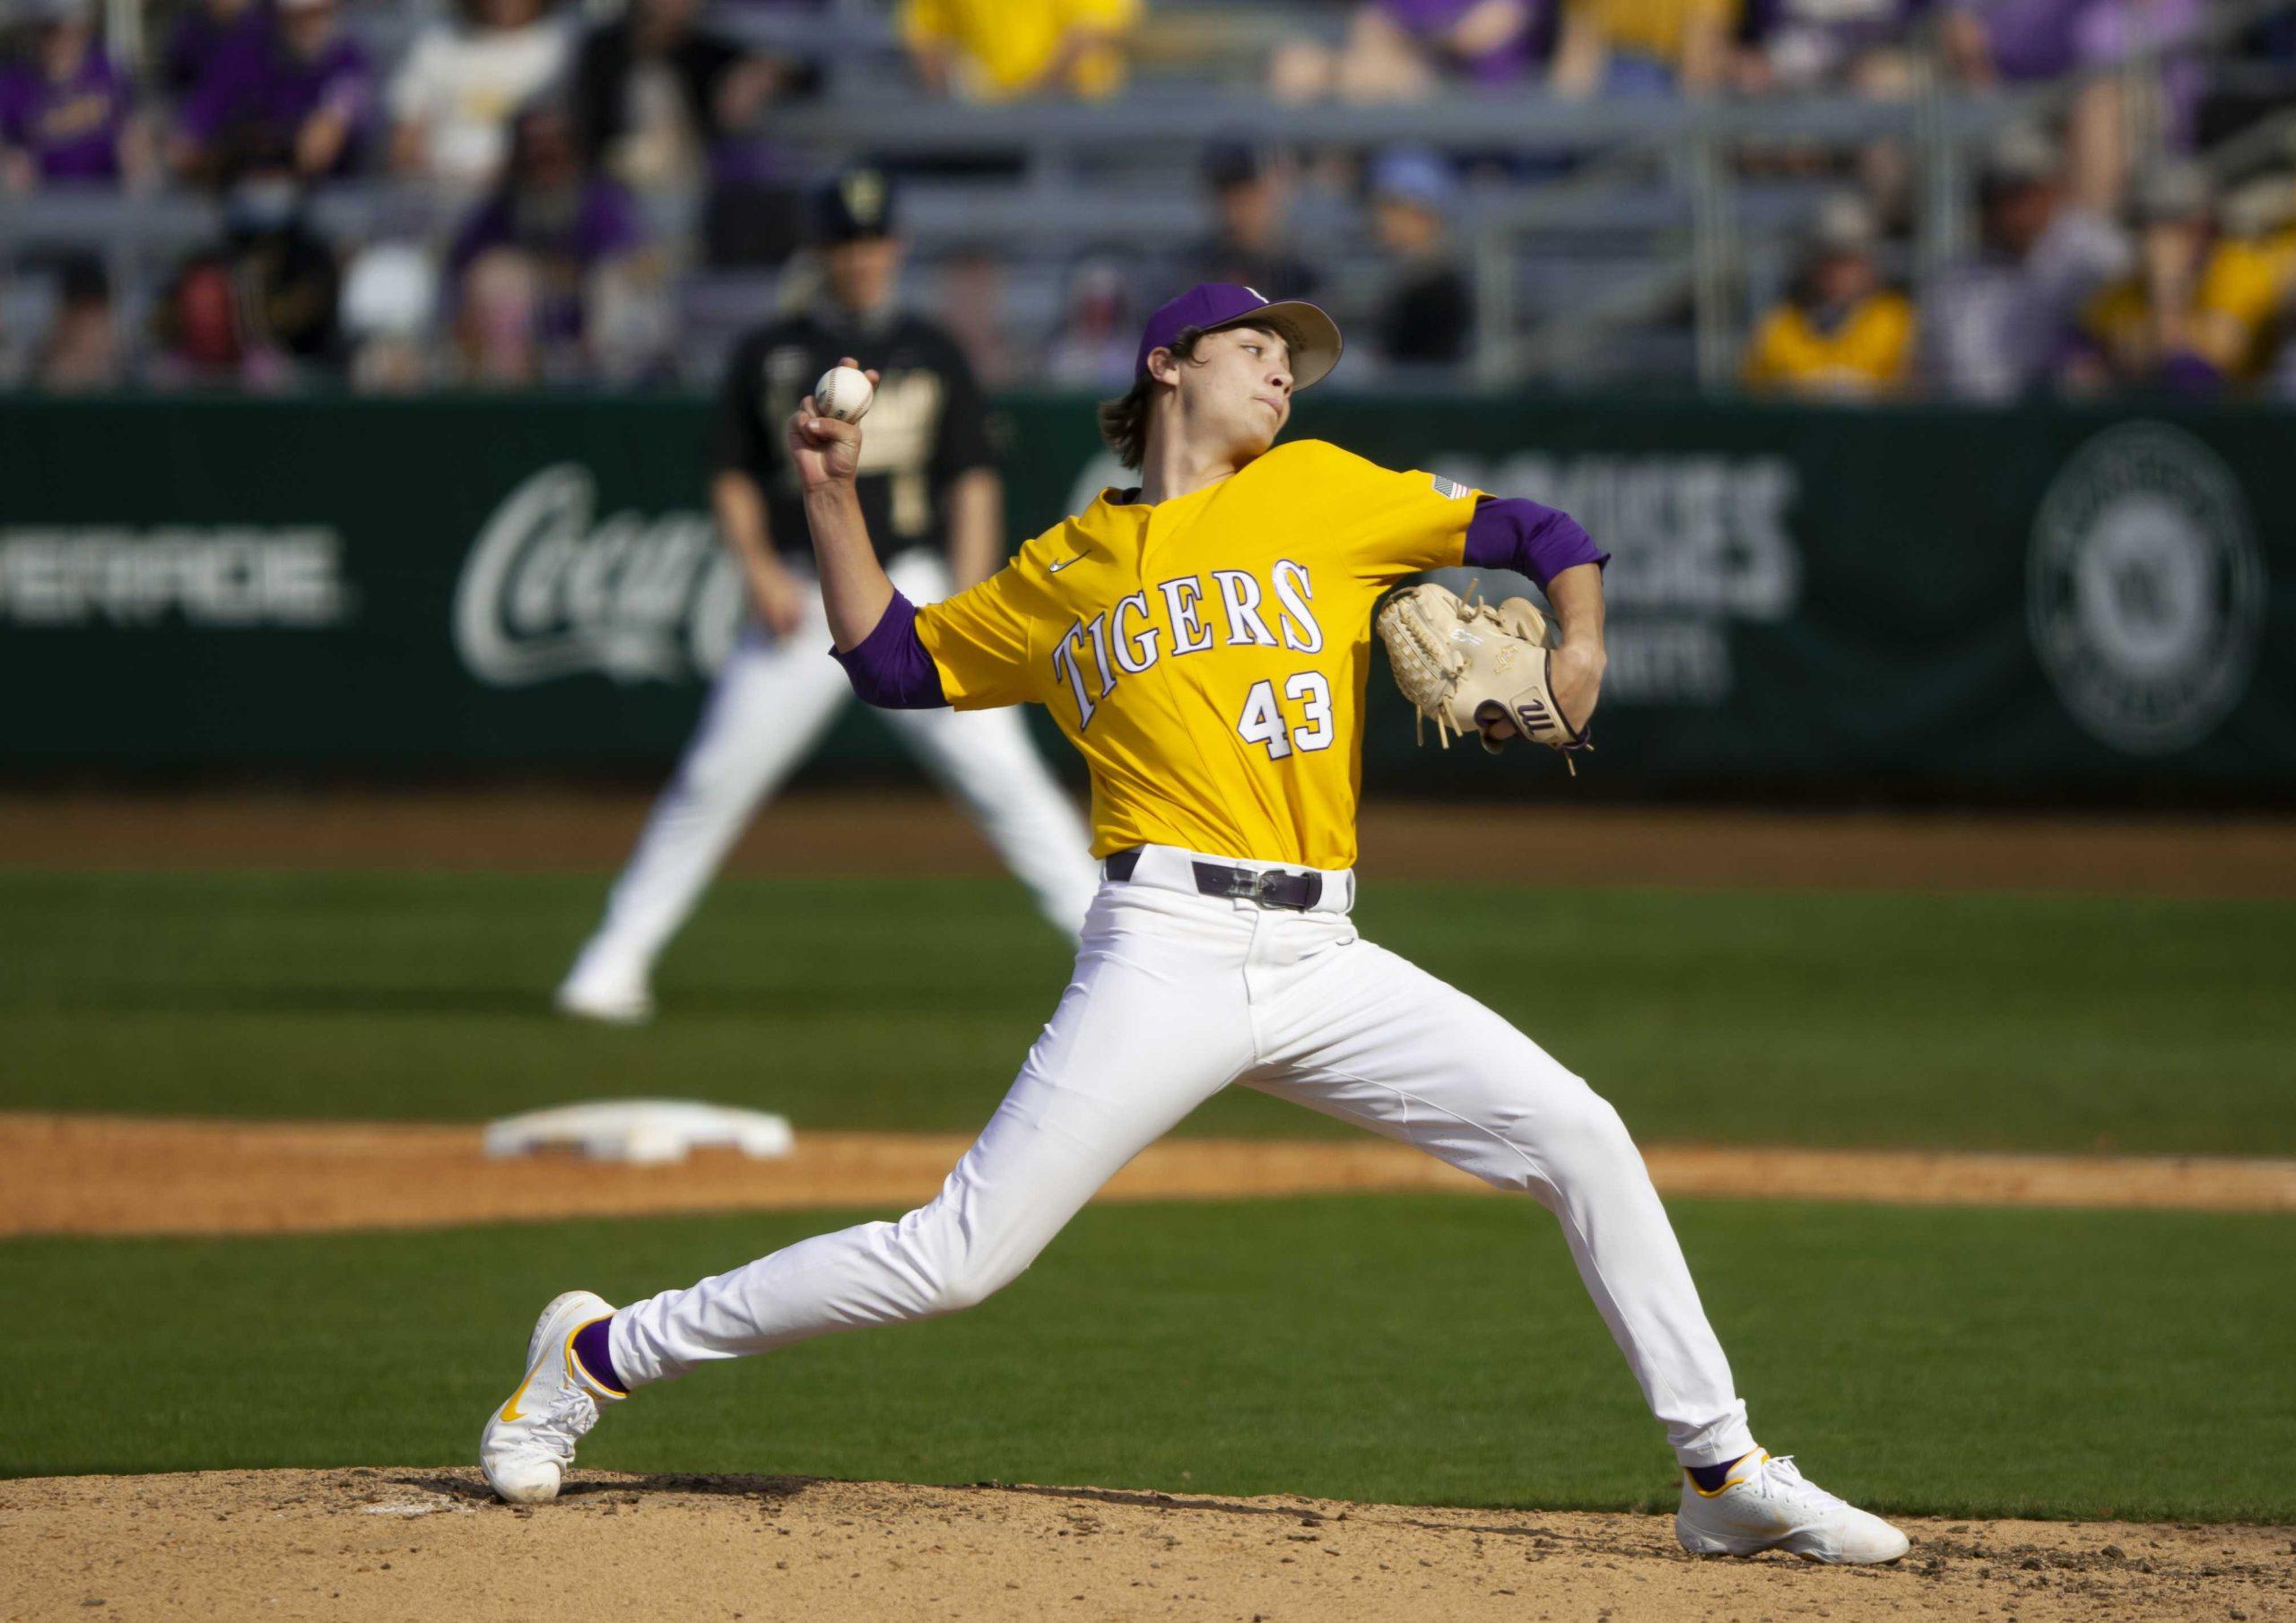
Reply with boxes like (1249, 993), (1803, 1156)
(1461, 495), (1609, 591)
(830, 590), (949, 709)
(570, 1312), (626, 1394)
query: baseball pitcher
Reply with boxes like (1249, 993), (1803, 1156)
(487, 283), (1910, 1565)
(555, 169), (1097, 1022)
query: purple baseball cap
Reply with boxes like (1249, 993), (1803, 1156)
(1134, 283), (1344, 391)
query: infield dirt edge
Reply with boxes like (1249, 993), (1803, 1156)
(5, 1113), (2292, 1237)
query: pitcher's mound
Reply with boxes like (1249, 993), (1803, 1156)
(3, 1468), (2287, 1621)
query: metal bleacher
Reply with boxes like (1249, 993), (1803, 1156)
(5, 0), (2294, 389)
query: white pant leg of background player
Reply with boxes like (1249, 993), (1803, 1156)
(561, 606), (851, 998)
(886, 704), (1098, 938)
(1239, 933), (1756, 1469)
(877, 552), (1098, 939)
(608, 882), (1254, 1385)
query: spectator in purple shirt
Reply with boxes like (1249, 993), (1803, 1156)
(1943, 0), (2093, 82)
(1946, 0), (2205, 215)
(161, 0), (269, 99)
(449, 101), (652, 378)
(570, 0), (793, 194)
(0, 0), (143, 190)
(176, 0), (375, 184)
(1272, 0), (1546, 102)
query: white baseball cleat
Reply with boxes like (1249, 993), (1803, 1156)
(480, 1290), (624, 1504)
(1674, 1450), (1909, 1565)
(553, 974), (655, 1025)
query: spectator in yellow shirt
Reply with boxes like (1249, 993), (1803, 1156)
(1552, 0), (1738, 95)
(2068, 161), (2219, 394)
(1743, 195), (1913, 399)
(2194, 175), (2296, 386)
(900, 0), (1142, 101)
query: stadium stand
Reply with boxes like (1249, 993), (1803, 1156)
(3, 0), (2294, 395)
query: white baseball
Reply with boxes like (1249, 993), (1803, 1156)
(813, 365), (874, 423)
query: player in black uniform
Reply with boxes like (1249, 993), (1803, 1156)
(556, 169), (1096, 1023)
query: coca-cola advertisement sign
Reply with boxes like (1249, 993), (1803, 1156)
(453, 463), (743, 687)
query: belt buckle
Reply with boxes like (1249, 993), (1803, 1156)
(1216, 866), (1264, 903)
(1204, 862), (1312, 910)
(1248, 867), (1309, 910)
(1213, 865), (1278, 905)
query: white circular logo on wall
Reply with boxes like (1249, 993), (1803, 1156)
(2028, 422), (2266, 755)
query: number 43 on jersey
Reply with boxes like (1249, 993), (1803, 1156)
(1236, 673), (1334, 759)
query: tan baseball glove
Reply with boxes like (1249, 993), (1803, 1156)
(1375, 582), (1591, 762)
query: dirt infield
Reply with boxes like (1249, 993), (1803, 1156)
(5, 788), (2295, 895)
(4, 1468), (2289, 1623)
(5, 1113), (2292, 1237)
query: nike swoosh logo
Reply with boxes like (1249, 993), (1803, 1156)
(499, 1324), (578, 1422)
(1048, 556), (1083, 573)
(500, 1366), (539, 1424)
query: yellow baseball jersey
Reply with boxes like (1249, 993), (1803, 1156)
(915, 439), (1481, 870)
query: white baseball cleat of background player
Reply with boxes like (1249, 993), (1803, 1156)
(1675, 1449), (1911, 1564)
(553, 978), (654, 1025)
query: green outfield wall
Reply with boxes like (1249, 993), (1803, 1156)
(2, 393), (2291, 797)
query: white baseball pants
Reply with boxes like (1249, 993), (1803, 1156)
(609, 844), (1757, 1468)
(561, 551), (1098, 994)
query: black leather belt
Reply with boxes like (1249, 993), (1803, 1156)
(1103, 846), (1324, 911)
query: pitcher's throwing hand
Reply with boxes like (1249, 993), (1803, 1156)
(787, 356), (877, 488)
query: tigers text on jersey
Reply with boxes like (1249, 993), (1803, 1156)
(914, 439), (1483, 869)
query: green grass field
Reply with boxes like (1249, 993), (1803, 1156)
(4, 1195), (2291, 1520)
(4, 866), (2292, 1520)
(4, 870), (2292, 1151)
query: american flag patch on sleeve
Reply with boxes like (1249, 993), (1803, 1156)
(1431, 475), (1470, 500)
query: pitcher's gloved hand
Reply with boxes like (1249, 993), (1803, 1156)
(1374, 582), (1593, 762)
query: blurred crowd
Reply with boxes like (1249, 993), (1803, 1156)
(3, 0), (2294, 398)
(2, 0), (827, 386)
(1745, 129), (2296, 401)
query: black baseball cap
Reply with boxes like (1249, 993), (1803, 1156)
(813, 168), (897, 245)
